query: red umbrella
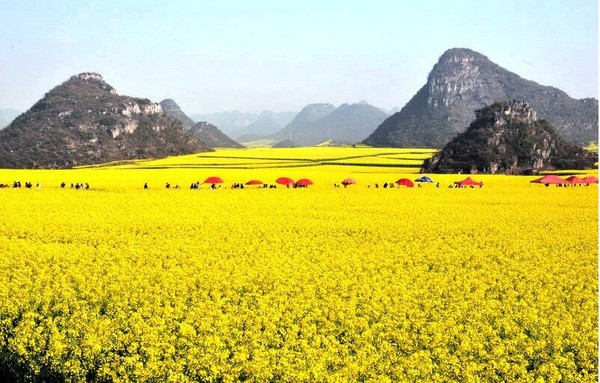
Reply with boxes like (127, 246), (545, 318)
(530, 175), (566, 184)
(454, 177), (483, 186)
(276, 177), (295, 186)
(565, 176), (586, 184)
(295, 178), (313, 186)
(582, 176), (598, 184)
(395, 178), (414, 187)
(245, 179), (263, 185)
(204, 176), (223, 184)
(341, 177), (356, 186)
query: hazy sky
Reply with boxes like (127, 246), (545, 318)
(0, 0), (597, 114)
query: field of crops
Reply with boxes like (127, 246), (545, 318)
(0, 148), (597, 382)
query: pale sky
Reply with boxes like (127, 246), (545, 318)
(0, 0), (597, 114)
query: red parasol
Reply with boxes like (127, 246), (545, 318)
(395, 178), (414, 187)
(582, 176), (598, 184)
(295, 178), (313, 186)
(530, 175), (566, 184)
(276, 177), (295, 186)
(454, 177), (483, 186)
(341, 177), (356, 186)
(565, 176), (586, 184)
(245, 179), (263, 185)
(204, 176), (224, 184)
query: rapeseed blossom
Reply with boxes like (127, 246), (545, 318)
(0, 148), (596, 382)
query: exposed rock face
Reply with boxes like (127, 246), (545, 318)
(365, 48), (598, 148)
(272, 103), (388, 146)
(0, 74), (208, 168)
(422, 101), (597, 174)
(188, 121), (244, 148)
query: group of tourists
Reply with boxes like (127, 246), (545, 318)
(5, 181), (40, 189)
(60, 182), (90, 190)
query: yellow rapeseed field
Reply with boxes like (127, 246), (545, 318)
(0, 148), (597, 382)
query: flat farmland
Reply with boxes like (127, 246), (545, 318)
(0, 148), (596, 382)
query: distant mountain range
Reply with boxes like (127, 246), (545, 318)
(190, 110), (297, 140)
(0, 73), (208, 168)
(188, 122), (243, 148)
(271, 102), (389, 146)
(1, 47), (595, 166)
(160, 99), (242, 148)
(190, 103), (390, 146)
(365, 48), (598, 148)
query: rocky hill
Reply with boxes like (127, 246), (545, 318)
(271, 103), (336, 144)
(188, 121), (244, 148)
(422, 100), (597, 174)
(0, 73), (208, 168)
(272, 103), (388, 146)
(364, 48), (598, 148)
(160, 99), (242, 148)
(160, 99), (196, 128)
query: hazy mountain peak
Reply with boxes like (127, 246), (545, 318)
(160, 98), (195, 128)
(271, 102), (388, 146)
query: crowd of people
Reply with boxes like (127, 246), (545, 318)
(0, 181), (92, 189)
(61, 182), (90, 190)
(0, 181), (42, 189)
(5, 177), (593, 192)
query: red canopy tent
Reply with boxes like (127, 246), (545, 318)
(341, 177), (356, 186)
(395, 178), (414, 187)
(565, 176), (587, 184)
(295, 178), (313, 186)
(454, 177), (483, 187)
(582, 176), (598, 184)
(204, 176), (224, 184)
(276, 177), (295, 186)
(530, 175), (566, 185)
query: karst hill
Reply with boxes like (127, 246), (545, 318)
(364, 48), (598, 148)
(422, 100), (597, 174)
(0, 73), (209, 168)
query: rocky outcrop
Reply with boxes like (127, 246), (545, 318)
(0, 73), (209, 168)
(422, 101), (597, 174)
(365, 48), (598, 148)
